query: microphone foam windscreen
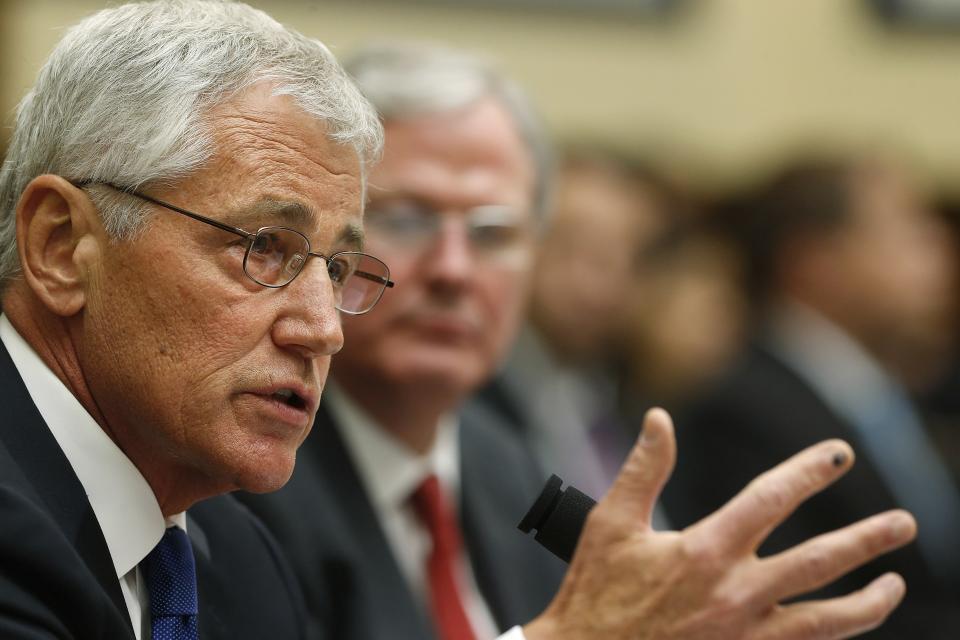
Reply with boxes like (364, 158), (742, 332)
(518, 474), (597, 563)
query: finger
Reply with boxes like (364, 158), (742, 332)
(600, 407), (676, 530)
(693, 439), (854, 555)
(754, 510), (916, 603)
(758, 573), (905, 640)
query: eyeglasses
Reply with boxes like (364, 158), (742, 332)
(72, 181), (395, 315)
(364, 200), (534, 265)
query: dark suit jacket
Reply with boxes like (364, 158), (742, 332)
(240, 398), (567, 640)
(0, 339), (310, 639)
(662, 342), (960, 639)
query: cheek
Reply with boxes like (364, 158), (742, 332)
(123, 279), (245, 369)
(339, 309), (390, 351)
(339, 248), (427, 337)
(85, 250), (271, 421)
(476, 271), (529, 354)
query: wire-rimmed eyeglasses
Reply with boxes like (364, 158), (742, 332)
(364, 199), (535, 267)
(71, 181), (394, 315)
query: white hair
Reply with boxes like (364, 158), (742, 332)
(343, 42), (554, 221)
(0, 0), (382, 286)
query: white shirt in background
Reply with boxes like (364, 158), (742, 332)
(0, 314), (185, 640)
(326, 382), (503, 639)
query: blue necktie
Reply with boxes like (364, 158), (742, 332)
(143, 527), (199, 640)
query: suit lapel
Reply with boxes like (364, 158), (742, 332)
(187, 512), (232, 640)
(458, 409), (568, 632)
(0, 339), (132, 632)
(459, 416), (521, 629)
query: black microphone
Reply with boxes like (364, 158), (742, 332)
(517, 474), (597, 563)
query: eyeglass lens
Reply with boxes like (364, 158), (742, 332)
(244, 227), (389, 314)
(365, 203), (532, 257)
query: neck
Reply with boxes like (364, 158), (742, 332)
(3, 285), (113, 434)
(332, 372), (463, 455)
(3, 284), (220, 517)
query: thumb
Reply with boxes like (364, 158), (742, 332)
(601, 407), (677, 530)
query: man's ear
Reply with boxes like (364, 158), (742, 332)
(16, 175), (104, 317)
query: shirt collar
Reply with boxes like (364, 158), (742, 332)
(324, 381), (461, 510)
(764, 299), (897, 420)
(0, 314), (181, 578)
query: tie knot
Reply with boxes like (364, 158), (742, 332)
(411, 474), (444, 523)
(411, 474), (461, 550)
(144, 527), (199, 618)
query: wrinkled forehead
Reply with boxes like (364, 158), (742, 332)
(169, 85), (365, 239)
(206, 84), (363, 182)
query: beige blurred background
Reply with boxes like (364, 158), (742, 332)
(1, 0), (959, 197)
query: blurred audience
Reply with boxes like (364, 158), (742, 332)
(620, 230), (746, 414)
(662, 156), (960, 638)
(476, 150), (677, 500)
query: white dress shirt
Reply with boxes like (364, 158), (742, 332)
(0, 314), (185, 639)
(326, 383), (513, 640)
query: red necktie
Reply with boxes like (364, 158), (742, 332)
(411, 474), (477, 640)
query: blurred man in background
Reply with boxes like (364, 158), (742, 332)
(664, 157), (960, 638)
(621, 229), (746, 413)
(241, 43), (568, 639)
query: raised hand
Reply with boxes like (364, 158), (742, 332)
(524, 408), (916, 640)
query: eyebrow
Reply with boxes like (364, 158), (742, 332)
(337, 223), (365, 252)
(224, 199), (314, 228)
(365, 187), (521, 215)
(221, 199), (365, 252)
(365, 186), (438, 207)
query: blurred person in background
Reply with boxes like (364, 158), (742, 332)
(620, 229), (746, 414)
(662, 157), (960, 638)
(241, 42), (568, 640)
(477, 151), (674, 499)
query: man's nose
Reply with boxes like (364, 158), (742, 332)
(272, 259), (344, 358)
(420, 219), (475, 288)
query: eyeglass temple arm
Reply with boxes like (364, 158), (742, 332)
(305, 250), (395, 289)
(357, 271), (395, 288)
(70, 180), (253, 241)
(73, 179), (394, 289)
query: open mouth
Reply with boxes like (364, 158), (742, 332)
(271, 389), (307, 411)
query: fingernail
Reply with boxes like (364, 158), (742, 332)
(876, 574), (905, 601)
(889, 513), (916, 540)
(640, 425), (658, 446)
(640, 407), (670, 445)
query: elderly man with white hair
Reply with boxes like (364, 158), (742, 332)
(0, 2), (918, 640)
(0, 2), (386, 638)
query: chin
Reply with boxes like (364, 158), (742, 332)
(236, 468), (296, 495)
(397, 361), (489, 395)
(228, 449), (298, 495)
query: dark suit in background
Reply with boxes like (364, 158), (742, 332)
(0, 340), (311, 640)
(240, 400), (566, 640)
(662, 342), (960, 640)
